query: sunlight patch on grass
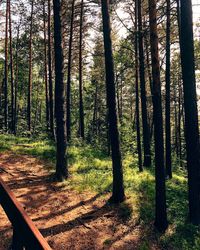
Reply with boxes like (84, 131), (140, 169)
(0, 134), (56, 162)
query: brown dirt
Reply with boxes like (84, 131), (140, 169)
(0, 152), (160, 250)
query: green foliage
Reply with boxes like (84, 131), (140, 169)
(138, 241), (150, 250)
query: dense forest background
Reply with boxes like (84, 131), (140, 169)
(0, 0), (199, 142)
(0, 0), (200, 249)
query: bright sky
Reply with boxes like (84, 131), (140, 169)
(116, 0), (200, 38)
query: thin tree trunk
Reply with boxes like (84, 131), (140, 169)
(8, 0), (14, 134)
(135, 0), (143, 172)
(138, 0), (151, 167)
(48, 0), (54, 137)
(144, 37), (154, 143)
(27, 0), (34, 133)
(178, 83), (182, 164)
(14, 23), (20, 135)
(33, 81), (40, 133)
(165, 0), (172, 178)
(4, 0), (9, 131)
(116, 77), (121, 123)
(144, 36), (153, 97)
(180, 0), (200, 225)
(92, 81), (98, 137)
(66, 0), (75, 142)
(53, 0), (68, 181)
(120, 76), (123, 121)
(101, 0), (125, 203)
(174, 82), (178, 156)
(79, 0), (84, 139)
(43, 0), (49, 131)
(148, 0), (168, 232)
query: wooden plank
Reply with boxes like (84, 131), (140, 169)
(0, 176), (52, 250)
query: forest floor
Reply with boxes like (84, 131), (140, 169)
(0, 152), (158, 250)
(0, 134), (199, 250)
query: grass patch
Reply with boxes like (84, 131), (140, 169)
(0, 134), (56, 162)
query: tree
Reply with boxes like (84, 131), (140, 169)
(180, 0), (200, 225)
(53, 0), (68, 180)
(78, 0), (85, 139)
(101, 0), (125, 203)
(138, 0), (151, 167)
(4, 0), (9, 131)
(148, 0), (168, 232)
(48, 0), (54, 138)
(165, 0), (172, 178)
(8, 0), (14, 134)
(43, 0), (49, 131)
(14, 21), (20, 135)
(27, 0), (34, 133)
(135, 0), (143, 172)
(66, 0), (75, 142)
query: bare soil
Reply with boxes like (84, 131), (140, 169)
(0, 152), (160, 250)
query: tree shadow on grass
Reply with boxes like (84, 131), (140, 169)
(162, 177), (200, 249)
(136, 173), (200, 249)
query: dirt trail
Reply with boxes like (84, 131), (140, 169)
(0, 152), (158, 250)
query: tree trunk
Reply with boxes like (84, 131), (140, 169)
(27, 0), (34, 133)
(43, 0), (49, 131)
(4, 0), (9, 132)
(178, 83), (182, 165)
(165, 0), (172, 178)
(174, 85), (179, 157)
(148, 0), (168, 232)
(53, 0), (68, 181)
(78, 0), (84, 139)
(92, 81), (98, 137)
(8, 0), (14, 134)
(101, 0), (125, 203)
(138, 0), (151, 167)
(180, 0), (200, 224)
(14, 23), (20, 135)
(48, 0), (54, 138)
(66, 0), (75, 142)
(135, 0), (143, 172)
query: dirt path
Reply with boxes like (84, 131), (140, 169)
(0, 152), (159, 250)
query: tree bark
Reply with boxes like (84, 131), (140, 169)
(135, 0), (143, 172)
(101, 0), (125, 203)
(43, 0), (50, 131)
(165, 0), (172, 178)
(148, 0), (168, 232)
(27, 0), (34, 133)
(4, 0), (9, 131)
(138, 0), (151, 167)
(66, 0), (75, 142)
(14, 23), (20, 135)
(48, 0), (54, 138)
(180, 0), (200, 224)
(78, 0), (84, 139)
(8, 0), (14, 134)
(53, 0), (68, 181)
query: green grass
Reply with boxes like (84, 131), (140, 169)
(0, 134), (200, 249)
(0, 134), (56, 161)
